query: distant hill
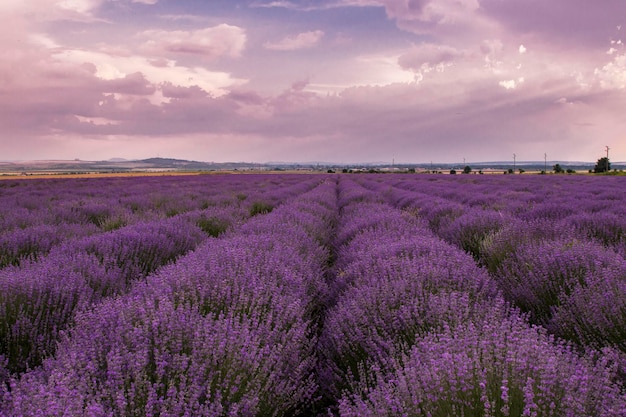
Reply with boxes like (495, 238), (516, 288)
(0, 158), (623, 175)
(0, 158), (268, 175)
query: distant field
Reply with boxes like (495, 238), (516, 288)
(0, 171), (206, 180)
(0, 169), (322, 180)
(1, 173), (624, 416)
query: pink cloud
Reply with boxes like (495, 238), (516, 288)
(263, 30), (325, 51)
(398, 43), (464, 72)
(2, 0), (625, 162)
(102, 72), (156, 95)
(1, 0), (107, 23)
(139, 24), (247, 59)
(480, 0), (626, 48)
(160, 82), (208, 99)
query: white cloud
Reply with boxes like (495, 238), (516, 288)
(398, 43), (463, 72)
(54, 48), (247, 96)
(595, 53), (626, 89)
(132, 0), (158, 4)
(0, 0), (105, 21)
(499, 78), (524, 89)
(519, 44), (527, 54)
(57, 0), (100, 14)
(263, 30), (324, 50)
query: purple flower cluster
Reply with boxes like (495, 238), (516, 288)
(321, 178), (494, 402)
(338, 304), (625, 416)
(0, 175), (324, 380)
(0, 216), (206, 376)
(4, 178), (338, 416)
(0, 223), (98, 268)
(494, 239), (625, 325)
(1, 173), (625, 416)
(354, 174), (626, 361)
(330, 177), (625, 416)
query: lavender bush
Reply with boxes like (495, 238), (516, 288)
(3, 178), (338, 416)
(338, 302), (625, 417)
(549, 264), (626, 353)
(493, 239), (625, 326)
(1, 173), (625, 416)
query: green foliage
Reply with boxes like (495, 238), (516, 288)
(553, 164), (565, 174)
(594, 157), (611, 173)
(249, 201), (274, 216)
(462, 166), (472, 174)
(101, 216), (127, 232)
(196, 216), (230, 237)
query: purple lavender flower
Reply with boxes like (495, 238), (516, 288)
(337, 303), (626, 417)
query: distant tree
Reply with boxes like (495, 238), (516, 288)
(553, 164), (565, 174)
(566, 168), (576, 174)
(463, 165), (472, 174)
(342, 168), (348, 173)
(518, 168), (525, 174)
(450, 169), (457, 175)
(327, 169), (335, 173)
(408, 168), (416, 173)
(594, 157), (611, 173)
(507, 168), (514, 174)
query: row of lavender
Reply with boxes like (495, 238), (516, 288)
(1, 174), (624, 415)
(324, 177), (623, 416)
(2, 177), (338, 416)
(0, 175), (323, 378)
(0, 175), (316, 269)
(355, 175), (626, 361)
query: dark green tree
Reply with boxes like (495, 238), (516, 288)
(594, 157), (611, 173)
(463, 165), (472, 174)
(553, 164), (565, 174)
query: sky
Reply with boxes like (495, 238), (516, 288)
(1, 0), (625, 164)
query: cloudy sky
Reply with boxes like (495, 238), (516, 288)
(1, 0), (625, 163)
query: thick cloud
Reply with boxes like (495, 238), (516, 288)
(1, 0), (625, 162)
(398, 43), (464, 72)
(139, 25), (247, 59)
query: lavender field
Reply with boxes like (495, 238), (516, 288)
(0, 173), (625, 416)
